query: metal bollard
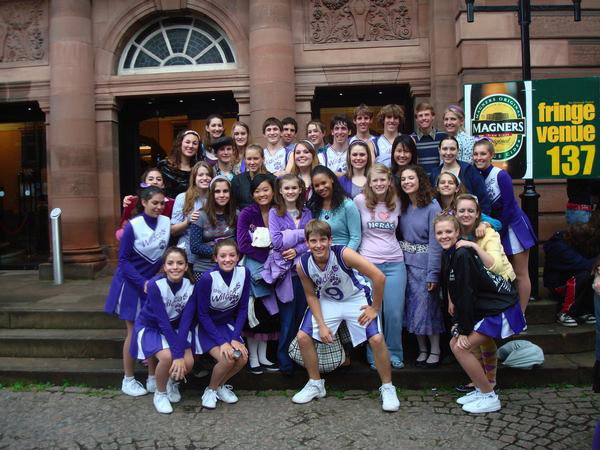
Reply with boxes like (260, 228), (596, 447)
(49, 208), (63, 285)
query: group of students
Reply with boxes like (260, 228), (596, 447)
(105, 102), (538, 415)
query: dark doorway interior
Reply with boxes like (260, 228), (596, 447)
(0, 101), (48, 269)
(311, 84), (414, 135)
(118, 91), (239, 198)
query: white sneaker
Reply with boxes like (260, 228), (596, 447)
(167, 379), (181, 403)
(121, 377), (147, 397)
(292, 379), (326, 404)
(202, 387), (218, 409)
(462, 392), (501, 413)
(146, 376), (156, 393)
(379, 384), (400, 412)
(456, 388), (482, 405)
(153, 391), (173, 414)
(216, 385), (239, 404)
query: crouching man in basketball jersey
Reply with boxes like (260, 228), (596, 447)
(292, 219), (400, 412)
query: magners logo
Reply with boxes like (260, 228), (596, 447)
(472, 94), (525, 161)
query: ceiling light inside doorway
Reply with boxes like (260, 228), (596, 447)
(179, 99), (184, 103)
(211, 98), (216, 101)
(339, 93), (343, 96)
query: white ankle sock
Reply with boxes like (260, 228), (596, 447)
(257, 340), (273, 365)
(247, 337), (259, 367)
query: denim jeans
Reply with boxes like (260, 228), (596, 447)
(594, 292), (600, 360)
(277, 275), (308, 371)
(366, 260), (407, 365)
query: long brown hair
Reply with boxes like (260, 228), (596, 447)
(455, 194), (482, 234)
(363, 164), (397, 211)
(160, 247), (195, 283)
(434, 171), (467, 212)
(167, 130), (200, 169)
(290, 140), (320, 175)
(345, 140), (373, 178)
(231, 121), (250, 165)
(203, 177), (237, 227)
(182, 161), (214, 216)
(274, 174), (307, 218)
(398, 164), (435, 212)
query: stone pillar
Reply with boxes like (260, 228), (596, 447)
(43, 0), (106, 278)
(248, 0), (296, 142)
(429, 0), (459, 118)
(296, 88), (315, 139)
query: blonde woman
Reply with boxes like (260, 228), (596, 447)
(355, 163), (406, 369)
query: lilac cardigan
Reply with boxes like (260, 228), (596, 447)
(262, 207), (312, 302)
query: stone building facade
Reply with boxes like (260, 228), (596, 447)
(0, 0), (598, 273)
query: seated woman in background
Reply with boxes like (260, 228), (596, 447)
(231, 144), (276, 211)
(453, 193), (517, 394)
(339, 140), (372, 199)
(189, 176), (238, 280)
(544, 217), (600, 327)
(436, 214), (524, 414)
(117, 167), (175, 240)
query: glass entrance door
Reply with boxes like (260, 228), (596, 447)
(0, 102), (48, 269)
(118, 92), (239, 198)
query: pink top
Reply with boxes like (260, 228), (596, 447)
(355, 193), (404, 264)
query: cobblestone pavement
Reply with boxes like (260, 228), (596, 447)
(0, 386), (597, 449)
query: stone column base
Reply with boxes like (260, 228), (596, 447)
(39, 260), (107, 281)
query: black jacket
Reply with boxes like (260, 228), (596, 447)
(441, 245), (519, 335)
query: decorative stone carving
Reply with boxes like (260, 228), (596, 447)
(309, 0), (412, 43)
(0, 0), (46, 63)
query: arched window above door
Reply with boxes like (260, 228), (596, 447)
(118, 17), (236, 74)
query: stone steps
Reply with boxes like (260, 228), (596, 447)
(0, 322), (594, 360)
(0, 329), (124, 358)
(0, 352), (593, 390)
(0, 298), (562, 329)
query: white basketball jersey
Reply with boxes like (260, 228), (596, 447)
(209, 266), (246, 312)
(155, 277), (194, 320)
(324, 146), (348, 173)
(130, 215), (170, 263)
(301, 245), (371, 302)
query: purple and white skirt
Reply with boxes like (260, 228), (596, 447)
(193, 322), (244, 355)
(473, 302), (526, 339)
(131, 326), (192, 360)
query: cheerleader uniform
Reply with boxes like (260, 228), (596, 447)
(193, 266), (251, 354)
(442, 245), (525, 340)
(131, 275), (196, 360)
(480, 165), (537, 256)
(105, 213), (171, 321)
(299, 245), (381, 347)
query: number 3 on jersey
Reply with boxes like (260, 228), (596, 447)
(324, 287), (344, 301)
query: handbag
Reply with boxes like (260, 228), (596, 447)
(287, 323), (351, 373)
